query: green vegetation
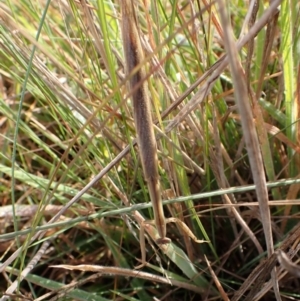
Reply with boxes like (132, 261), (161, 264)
(0, 0), (299, 300)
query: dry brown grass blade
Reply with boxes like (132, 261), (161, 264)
(204, 255), (230, 301)
(232, 223), (300, 301)
(245, 0), (259, 89)
(0, 240), (53, 301)
(277, 249), (300, 277)
(217, 0), (281, 299)
(255, 9), (280, 100)
(253, 243), (300, 300)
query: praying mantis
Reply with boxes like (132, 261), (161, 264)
(120, 0), (205, 267)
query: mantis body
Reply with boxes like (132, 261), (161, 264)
(120, 0), (204, 266)
(120, 0), (169, 246)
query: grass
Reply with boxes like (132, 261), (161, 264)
(0, 0), (299, 300)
